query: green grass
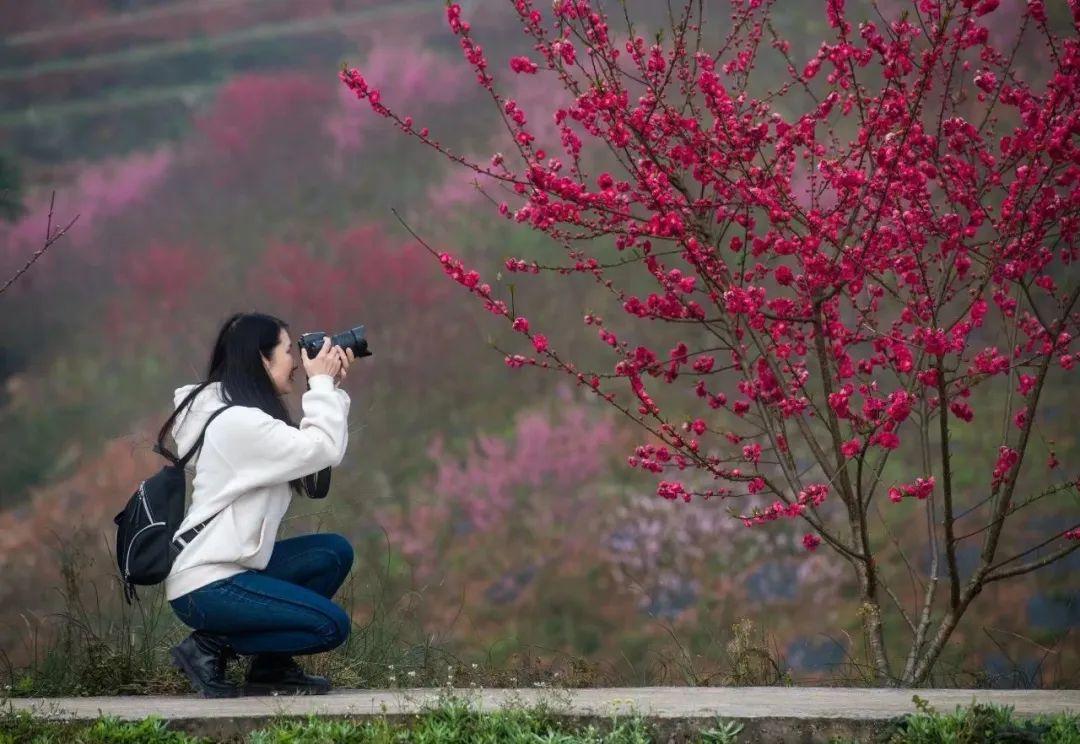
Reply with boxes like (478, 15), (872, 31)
(1, 533), (794, 698)
(0, 709), (209, 744)
(873, 697), (1080, 744)
(2, 695), (1078, 744)
(247, 698), (655, 744)
(1, 695), (660, 744)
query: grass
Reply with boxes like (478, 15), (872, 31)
(2, 692), (1078, 744)
(0, 692), (658, 744)
(871, 696), (1080, 744)
(1, 530), (1073, 697)
(0, 535), (793, 698)
(0, 708), (207, 743)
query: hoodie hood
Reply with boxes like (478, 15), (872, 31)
(171, 381), (229, 459)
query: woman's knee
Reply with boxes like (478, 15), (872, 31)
(314, 603), (351, 651)
(321, 533), (354, 573)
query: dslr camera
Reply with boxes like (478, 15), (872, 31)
(297, 325), (373, 361)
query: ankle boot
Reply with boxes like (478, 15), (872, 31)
(170, 630), (242, 698)
(244, 652), (331, 695)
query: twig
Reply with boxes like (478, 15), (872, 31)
(0, 191), (79, 296)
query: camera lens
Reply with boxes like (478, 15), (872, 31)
(298, 326), (371, 359)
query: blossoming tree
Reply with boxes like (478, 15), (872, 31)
(340, 0), (1080, 684)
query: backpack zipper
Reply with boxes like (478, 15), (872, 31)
(138, 481), (154, 522)
(124, 521), (166, 578)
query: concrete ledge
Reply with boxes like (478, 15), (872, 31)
(5, 687), (1078, 743)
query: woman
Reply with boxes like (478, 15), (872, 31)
(158, 312), (355, 698)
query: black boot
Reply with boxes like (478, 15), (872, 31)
(170, 630), (243, 698)
(244, 653), (332, 695)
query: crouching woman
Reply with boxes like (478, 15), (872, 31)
(159, 312), (355, 697)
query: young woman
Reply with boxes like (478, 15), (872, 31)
(158, 312), (356, 698)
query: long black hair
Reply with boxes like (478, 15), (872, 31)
(156, 311), (307, 497)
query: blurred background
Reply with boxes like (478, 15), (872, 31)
(0, 0), (1075, 689)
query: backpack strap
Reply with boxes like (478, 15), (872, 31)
(152, 440), (179, 465)
(175, 404), (236, 469)
(169, 404), (237, 553)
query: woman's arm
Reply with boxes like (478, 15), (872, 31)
(209, 374), (350, 488)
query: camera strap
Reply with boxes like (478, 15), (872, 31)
(303, 466), (332, 499)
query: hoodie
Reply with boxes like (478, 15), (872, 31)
(163, 374), (350, 601)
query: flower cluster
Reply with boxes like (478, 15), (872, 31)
(888, 477), (936, 503)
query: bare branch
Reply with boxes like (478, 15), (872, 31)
(0, 191), (79, 297)
(984, 539), (1080, 584)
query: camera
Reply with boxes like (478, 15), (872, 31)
(297, 325), (373, 361)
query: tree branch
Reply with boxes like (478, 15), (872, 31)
(0, 191), (79, 297)
(984, 540), (1080, 584)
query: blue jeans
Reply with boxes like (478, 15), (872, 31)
(169, 533), (354, 656)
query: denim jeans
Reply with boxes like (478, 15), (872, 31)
(169, 533), (354, 656)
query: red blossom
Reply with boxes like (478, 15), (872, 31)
(841, 438), (862, 459)
(872, 431), (901, 450)
(889, 476), (936, 503)
(950, 401), (975, 422)
(509, 55), (539, 74)
(992, 447), (1020, 489)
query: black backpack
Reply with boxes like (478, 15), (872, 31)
(113, 400), (334, 604)
(113, 405), (236, 604)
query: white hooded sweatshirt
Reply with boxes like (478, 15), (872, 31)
(163, 374), (350, 601)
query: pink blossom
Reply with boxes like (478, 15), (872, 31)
(992, 447), (1019, 488)
(950, 401), (974, 422)
(886, 390), (914, 423)
(841, 438), (862, 458)
(872, 431), (901, 450)
(1018, 374), (1037, 395)
(1013, 407), (1028, 429)
(509, 55), (539, 74)
(890, 477), (935, 502)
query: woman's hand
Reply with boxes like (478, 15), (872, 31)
(301, 336), (355, 386)
(302, 336), (343, 380)
(333, 346), (355, 386)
